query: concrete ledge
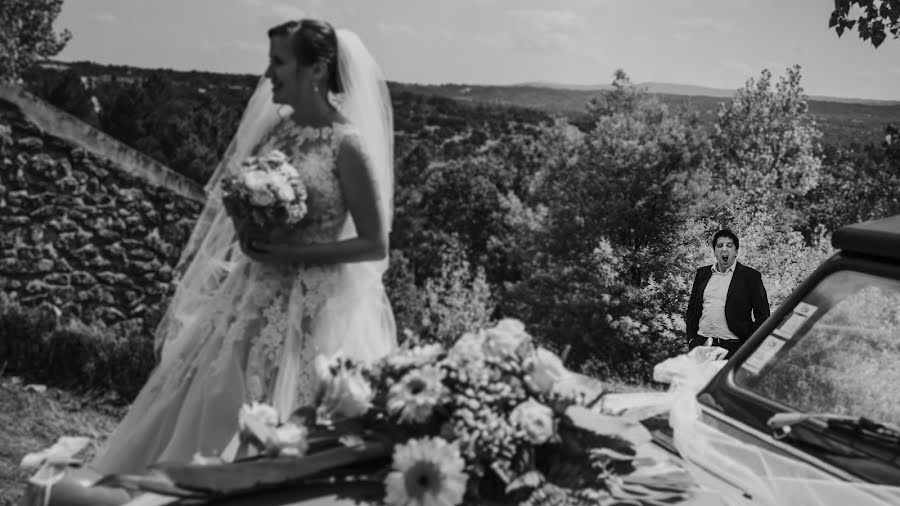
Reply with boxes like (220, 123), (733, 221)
(0, 84), (205, 203)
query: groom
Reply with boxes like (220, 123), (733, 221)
(685, 229), (770, 358)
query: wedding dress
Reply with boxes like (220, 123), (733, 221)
(90, 29), (397, 475)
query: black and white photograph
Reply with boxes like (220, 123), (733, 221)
(2, 1), (900, 505)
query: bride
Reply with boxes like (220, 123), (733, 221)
(91, 18), (397, 474)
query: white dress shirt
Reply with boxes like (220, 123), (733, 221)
(698, 261), (740, 342)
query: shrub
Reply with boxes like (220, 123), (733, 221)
(0, 295), (154, 401)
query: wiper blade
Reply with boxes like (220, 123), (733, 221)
(768, 412), (900, 445)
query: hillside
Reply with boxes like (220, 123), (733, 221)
(28, 60), (900, 152)
(393, 83), (900, 147)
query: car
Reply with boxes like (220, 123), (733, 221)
(642, 213), (900, 505)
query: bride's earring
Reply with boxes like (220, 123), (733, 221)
(313, 82), (320, 95)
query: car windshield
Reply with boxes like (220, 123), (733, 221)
(734, 270), (900, 427)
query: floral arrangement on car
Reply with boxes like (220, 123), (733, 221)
(220, 149), (308, 229)
(138, 319), (697, 506)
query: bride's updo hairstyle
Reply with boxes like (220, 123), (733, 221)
(268, 19), (343, 94)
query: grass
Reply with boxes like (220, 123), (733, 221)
(0, 374), (124, 506)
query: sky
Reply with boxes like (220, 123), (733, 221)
(54, 0), (900, 101)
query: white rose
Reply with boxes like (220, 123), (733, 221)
(249, 188), (276, 207)
(482, 318), (531, 357)
(274, 181), (296, 203)
(510, 399), (555, 444)
(526, 347), (572, 394)
(262, 150), (289, 168)
(286, 204), (306, 224)
(238, 402), (279, 432)
(314, 354), (334, 383)
(279, 164), (300, 180)
(271, 422), (308, 456)
(241, 170), (269, 192)
(316, 355), (374, 422)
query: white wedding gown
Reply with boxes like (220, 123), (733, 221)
(91, 119), (396, 475)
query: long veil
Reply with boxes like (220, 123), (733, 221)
(152, 74), (279, 363)
(154, 27), (396, 370)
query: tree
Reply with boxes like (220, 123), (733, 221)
(47, 69), (94, 122)
(502, 72), (709, 380)
(829, 0), (900, 48)
(707, 66), (822, 220)
(0, 0), (71, 83)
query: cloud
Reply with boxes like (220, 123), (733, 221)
(92, 11), (117, 23)
(670, 17), (735, 33)
(502, 8), (604, 61)
(229, 0), (307, 24)
(270, 3), (307, 21)
(504, 8), (580, 52)
(200, 38), (267, 53)
(377, 23), (417, 38)
(725, 62), (754, 76)
(507, 9), (582, 29)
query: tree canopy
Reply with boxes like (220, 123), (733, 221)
(830, 0), (900, 48)
(0, 0), (71, 83)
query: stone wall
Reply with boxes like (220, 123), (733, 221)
(0, 97), (204, 333)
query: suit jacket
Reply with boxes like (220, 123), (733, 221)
(685, 261), (770, 348)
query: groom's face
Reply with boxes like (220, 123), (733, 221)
(266, 36), (304, 105)
(713, 236), (737, 270)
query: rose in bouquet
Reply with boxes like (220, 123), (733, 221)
(221, 149), (308, 229)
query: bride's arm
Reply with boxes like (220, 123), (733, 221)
(248, 135), (387, 265)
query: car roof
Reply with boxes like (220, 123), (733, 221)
(832, 214), (900, 262)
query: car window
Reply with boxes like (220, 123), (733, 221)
(734, 270), (900, 426)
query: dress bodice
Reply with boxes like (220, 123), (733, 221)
(255, 119), (357, 245)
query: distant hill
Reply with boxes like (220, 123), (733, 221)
(519, 81), (900, 106)
(33, 60), (900, 147)
(391, 82), (900, 146)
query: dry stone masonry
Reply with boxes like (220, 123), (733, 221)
(0, 97), (203, 333)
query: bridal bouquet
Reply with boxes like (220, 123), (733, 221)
(136, 319), (697, 506)
(220, 149), (308, 229)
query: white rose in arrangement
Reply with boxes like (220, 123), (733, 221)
(274, 181), (296, 203)
(249, 188), (276, 207)
(510, 399), (555, 444)
(242, 170), (269, 192)
(271, 422), (309, 456)
(279, 164), (300, 179)
(315, 354), (375, 422)
(482, 318), (531, 357)
(526, 347), (572, 394)
(238, 402), (279, 431)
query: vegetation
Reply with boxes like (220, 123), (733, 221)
(830, 0), (900, 48)
(0, 0), (71, 83)
(3, 59), (900, 389)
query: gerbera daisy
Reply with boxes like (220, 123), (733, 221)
(384, 437), (467, 506)
(387, 365), (448, 423)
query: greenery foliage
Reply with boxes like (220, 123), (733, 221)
(0, 294), (153, 401)
(4, 58), (900, 390)
(830, 0), (900, 48)
(0, 0), (71, 83)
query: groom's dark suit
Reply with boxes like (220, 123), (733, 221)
(685, 261), (770, 352)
